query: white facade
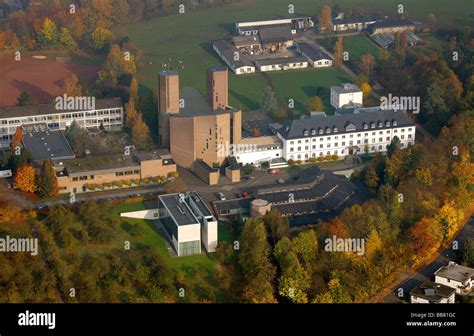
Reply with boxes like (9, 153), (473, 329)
(235, 65), (256, 74)
(330, 84), (363, 108)
(235, 136), (283, 166)
(0, 101), (123, 148)
(279, 125), (416, 161)
(201, 218), (218, 253)
(256, 60), (308, 72)
(311, 58), (332, 68)
(410, 293), (455, 304)
(434, 263), (474, 295)
(213, 42), (255, 75)
(175, 223), (202, 257)
(236, 146), (283, 166)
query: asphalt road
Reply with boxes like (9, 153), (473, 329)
(384, 215), (474, 302)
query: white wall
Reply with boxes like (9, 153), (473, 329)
(330, 90), (363, 108)
(120, 209), (160, 220)
(283, 126), (416, 161)
(236, 147), (283, 166)
(435, 276), (473, 295)
(202, 218), (218, 253)
(178, 223), (201, 243)
(410, 294), (455, 304)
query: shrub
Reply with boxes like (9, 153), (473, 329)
(296, 160), (303, 165)
(133, 178), (140, 185)
(317, 156), (324, 162)
(324, 155), (332, 161)
(87, 184), (95, 190)
(106, 182), (113, 188)
(152, 176), (159, 183)
(331, 154), (339, 161)
(160, 176), (167, 183)
(288, 159), (295, 165)
(115, 180), (123, 187)
(123, 180), (131, 186)
(142, 177), (149, 184)
(168, 171), (179, 178)
(95, 183), (104, 190)
(309, 157), (317, 163)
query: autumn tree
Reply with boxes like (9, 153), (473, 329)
(306, 96), (324, 114)
(38, 159), (58, 197)
(62, 73), (82, 97)
(105, 44), (136, 76)
(274, 237), (310, 303)
(131, 113), (152, 149)
(262, 208), (289, 247)
(361, 53), (375, 81)
(333, 36), (344, 67)
(313, 278), (351, 303)
(58, 27), (77, 50)
(292, 229), (318, 271)
(365, 229), (383, 263)
(13, 165), (35, 193)
(238, 218), (276, 303)
(112, 0), (130, 24)
(435, 201), (462, 240)
(16, 92), (33, 106)
(10, 127), (24, 154)
(37, 18), (59, 48)
(125, 100), (138, 129)
(316, 5), (333, 31)
(361, 82), (371, 98)
(90, 27), (113, 51)
(129, 78), (139, 105)
(409, 217), (442, 262)
(0, 29), (21, 50)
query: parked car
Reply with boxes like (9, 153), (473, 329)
(269, 169), (281, 175)
(242, 191), (251, 198)
(218, 192), (226, 200)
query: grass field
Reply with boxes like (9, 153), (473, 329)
(112, 202), (217, 275)
(117, 0), (472, 112)
(268, 67), (353, 117)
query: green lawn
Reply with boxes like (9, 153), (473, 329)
(344, 35), (381, 61)
(117, 0), (472, 113)
(113, 202), (217, 275)
(268, 68), (353, 117)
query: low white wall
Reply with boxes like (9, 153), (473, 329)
(120, 209), (160, 220)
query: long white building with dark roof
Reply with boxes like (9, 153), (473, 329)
(276, 109), (416, 162)
(0, 98), (123, 148)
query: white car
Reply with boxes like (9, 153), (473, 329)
(218, 192), (226, 201)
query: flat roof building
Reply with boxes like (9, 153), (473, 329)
(0, 98), (123, 149)
(158, 191), (217, 256)
(22, 124), (75, 161)
(52, 149), (176, 194)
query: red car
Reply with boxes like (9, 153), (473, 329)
(242, 191), (251, 198)
(269, 169), (281, 175)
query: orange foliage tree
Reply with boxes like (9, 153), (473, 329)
(13, 165), (36, 193)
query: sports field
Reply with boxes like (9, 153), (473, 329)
(0, 51), (101, 107)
